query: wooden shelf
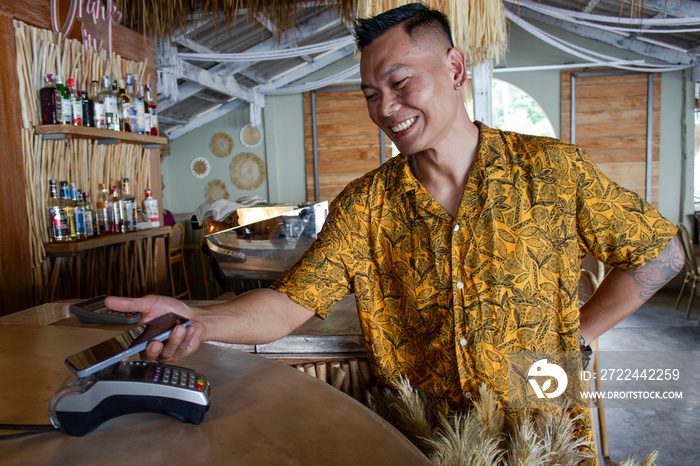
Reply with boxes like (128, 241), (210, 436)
(45, 225), (171, 256)
(34, 125), (168, 146)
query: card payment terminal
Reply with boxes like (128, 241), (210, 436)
(50, 361), (211, 436)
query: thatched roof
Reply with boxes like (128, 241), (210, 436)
(115, 0), (355, 39)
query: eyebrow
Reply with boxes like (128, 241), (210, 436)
(361, 63), (410, 90)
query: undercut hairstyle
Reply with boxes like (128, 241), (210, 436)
(354, 3), (454, 51)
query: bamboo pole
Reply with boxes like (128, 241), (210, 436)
(315, 362), (327, 383)
(349, 359), (363, 401)
(330, 362), (345, 390)
(13, 19), (155, 301)
(303, 363), (317, 378)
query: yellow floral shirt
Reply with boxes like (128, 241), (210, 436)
(273, 122), (676, 411)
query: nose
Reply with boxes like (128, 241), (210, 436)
(378, 93), (399, 118)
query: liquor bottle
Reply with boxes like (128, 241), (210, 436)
(119, 178), (138, 232)
(119, 75), (132, 132)
(67, 78), (83, 126)
(92, 80), (106, 129)
(60, 181), (76, 241)
(96, 183), (112, 233)
(145, 84), (158, 136)
(143, 86), (151, 135)
(143, 189), (159, 227)
(47, 179), (70, 242)
(100, 75), (119, 131)
(81, 90), (94, 127)
(135, 83), (146, 134)
(39, 74), (57, 125)
(54, 75), (73, 125)
(110, 185), (123, 233)
(82, 191), (96, 238)
(70, 183), (86, 240)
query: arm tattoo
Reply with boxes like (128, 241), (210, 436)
(622, 234), (685, 301)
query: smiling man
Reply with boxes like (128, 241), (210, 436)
(107, 3), (683, 463)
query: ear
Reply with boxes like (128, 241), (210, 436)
(446, 47), (468, 91)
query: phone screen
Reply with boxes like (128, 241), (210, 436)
(65, 313), (191, 378)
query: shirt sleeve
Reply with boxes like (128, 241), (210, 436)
(270, 189), (362, 319)
(571, 146), (677, 270)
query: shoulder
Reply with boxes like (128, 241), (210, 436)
(330, 155), (408, 212)
(477, 122), (579, 159)
(475, 122), (586, 177)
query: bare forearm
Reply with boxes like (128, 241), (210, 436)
(579, 234), (684, 344)
(195, 288), (315, 345)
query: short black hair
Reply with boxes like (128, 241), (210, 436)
(354, 3), (454, 51)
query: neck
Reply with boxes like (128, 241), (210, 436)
(409, 119), (480, 218)
(411, 119), (479, 182)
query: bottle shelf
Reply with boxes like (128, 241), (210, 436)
(45, 225), (171, 257)
(34, 125), (168, 147)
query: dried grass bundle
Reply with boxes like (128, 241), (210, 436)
(356, 0), (508, 65)
(114, 0), (355, 39)
(366, 376), (443, 455)
(366, 378), (659, 466)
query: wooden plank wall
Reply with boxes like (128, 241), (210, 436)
(0, 11), (33, 314)
(304, 86), (391, 202)
(561, 69), (661, 206)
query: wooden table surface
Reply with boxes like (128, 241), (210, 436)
(0, 301), (429, 465)
(0, 295), (366, 356)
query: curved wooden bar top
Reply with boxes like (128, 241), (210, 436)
(1, 305), (430, 465)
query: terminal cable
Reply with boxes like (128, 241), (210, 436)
(0, 423), (57, 440)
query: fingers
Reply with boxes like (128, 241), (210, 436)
(105, 295), (193, 323)
(105, 295), (159, 315)
(141, 325), (200, 363)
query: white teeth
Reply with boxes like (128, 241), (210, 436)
(391, 117), (417, 133)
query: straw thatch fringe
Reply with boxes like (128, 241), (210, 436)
(114, 0), (355, 40)
(356, 0), (507, 66)
(366, 377), (659, 466)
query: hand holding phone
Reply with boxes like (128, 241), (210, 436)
(65, 313), (191, 378)
(105, 295), (204, 363)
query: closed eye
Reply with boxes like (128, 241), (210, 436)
(393, 77), (408, 89)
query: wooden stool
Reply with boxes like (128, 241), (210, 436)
(168, 223), (191, 300)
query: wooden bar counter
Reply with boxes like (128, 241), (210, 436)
(0, 300), (428, 465)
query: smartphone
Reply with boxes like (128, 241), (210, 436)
(65, 313), (191, 378)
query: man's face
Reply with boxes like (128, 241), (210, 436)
(360, 26), (458, 156)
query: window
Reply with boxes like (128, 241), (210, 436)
(490, 79), (555, 137)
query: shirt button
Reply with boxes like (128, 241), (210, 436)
(459, 338), (467, 346)
(456, 281), (464, 289)
(453, 224), (460, 232)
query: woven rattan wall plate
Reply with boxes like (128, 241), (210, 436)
(190, 157), (210, 178)
(240, 124), (263, 148)
(210, 132), (234, 158)
(230, 152), (266, 190)
(204, 179), (230, 201)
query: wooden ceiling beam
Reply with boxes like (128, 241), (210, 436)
(637, 0), (700, 18)
(159, 9), (343, 111)
(178, 60), (261, 104)
(167, 43), (355, 140)
(507, 4), (696, 65)
(582, 0), (602, 14)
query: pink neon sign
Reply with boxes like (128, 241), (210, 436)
(50, 0), (123, 55)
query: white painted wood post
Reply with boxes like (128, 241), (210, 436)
(472, 61), (493, 126)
